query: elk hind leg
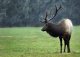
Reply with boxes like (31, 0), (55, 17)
(65, 35), (71, 53)
(64, 41), (67, 52)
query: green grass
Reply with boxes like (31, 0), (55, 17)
(0, 26), (80, 57)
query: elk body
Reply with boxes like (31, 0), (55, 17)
(41, 5), (73, 53)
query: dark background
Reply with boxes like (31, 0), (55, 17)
(0, 0), (80, 27)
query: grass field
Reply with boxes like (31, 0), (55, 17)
(0, 26), (80, 57)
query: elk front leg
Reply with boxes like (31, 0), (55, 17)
(59, 37), (62, 53)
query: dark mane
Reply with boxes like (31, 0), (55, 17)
(46, 23), (63, 37)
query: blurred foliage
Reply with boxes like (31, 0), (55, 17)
(0, 0), (80, 27)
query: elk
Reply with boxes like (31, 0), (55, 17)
(41, 5), (73, 53)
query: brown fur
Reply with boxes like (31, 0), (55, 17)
(42, 19), (73, 53)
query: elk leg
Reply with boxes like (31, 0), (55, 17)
(66, 35), (71, 53)
(67, 35), (71, 53)
(67, 41), (70, 53)
(59, 37), (62, 53)
(64, 41), (67, 52)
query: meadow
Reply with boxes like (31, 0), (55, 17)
(0, 26), (80, 57)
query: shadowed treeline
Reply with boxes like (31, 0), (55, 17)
(0, 0), (80, 27)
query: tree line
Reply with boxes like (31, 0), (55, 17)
(0, 0), (80, 27)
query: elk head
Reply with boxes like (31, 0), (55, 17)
(41, 5), (62, 31)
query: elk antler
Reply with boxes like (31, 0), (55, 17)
(40, 5), (62, 23)
(49, 5), (62, 21)
(44, 12), (48, 23)
(40, 11), (48, 23)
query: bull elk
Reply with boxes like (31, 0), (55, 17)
(40, 5), (73, 53)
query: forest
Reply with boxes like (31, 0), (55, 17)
(0, 0), (80, 27)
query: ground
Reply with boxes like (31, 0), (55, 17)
(0, 26), (80, 57)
